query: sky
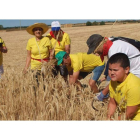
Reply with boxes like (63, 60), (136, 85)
(0, 0), (139, 28)
(0, 19), (116, 28)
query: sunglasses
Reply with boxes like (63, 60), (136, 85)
(33, 28), (43, 31)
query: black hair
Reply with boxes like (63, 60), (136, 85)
(109, 53), (130, 69)
(63, 53), (69, 59)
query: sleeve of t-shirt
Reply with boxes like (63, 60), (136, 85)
(73, 64), (81, 72)
(108, 43), (124, 58)
(73, 61), (83, 72)
(65, 33), (71, 45)
(26, 40), (31, 51)
(109, 82), (114, 98)
(127, 86), (140, 106)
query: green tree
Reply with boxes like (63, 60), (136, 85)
(92, 21), (98, 26)
(86, 21), (92, 26)
(100, 21), (105, 25)
(0, 25), (3, 30)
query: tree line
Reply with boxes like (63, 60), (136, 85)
(0, 25), (28, 30)
(86, 20), (140, 26)
(86, 21), (105, 26)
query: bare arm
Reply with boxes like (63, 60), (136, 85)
(69, 71), (81, 86)
(23, 50), (31, 74)
(65, 45), (70, 54)
(107, 97), (117, 120)
(126, 105), (139, 120)
(49, 49), (54, 60)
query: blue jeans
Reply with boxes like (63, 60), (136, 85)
(90, 64), (105, 81)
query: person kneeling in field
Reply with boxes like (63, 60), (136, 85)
(55, 51), (105, 93)
(107, 53), (140, 120)
(87, 34), (140, 101)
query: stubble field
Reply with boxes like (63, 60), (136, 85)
(0, 23), (140, 120)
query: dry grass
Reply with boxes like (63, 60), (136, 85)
(1, 23), (140, 120)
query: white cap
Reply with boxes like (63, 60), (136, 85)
(51, 21), (61, 27)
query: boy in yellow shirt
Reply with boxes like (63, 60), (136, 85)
(55, 51), (105, 93)
(108, 53), (140, 120)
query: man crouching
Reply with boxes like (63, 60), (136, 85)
(55, 51), (105, 93)
(108, 53), (140, 120)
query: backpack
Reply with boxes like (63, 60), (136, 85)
(110, 36), (140, 51)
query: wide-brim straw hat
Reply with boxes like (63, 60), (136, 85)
(26, 23), (49, 35)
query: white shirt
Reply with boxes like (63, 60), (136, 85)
(108, 37), (140, 78)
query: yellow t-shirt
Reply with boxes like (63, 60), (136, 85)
(26, 37), (52, 70)
(109, 73), (140, 120)
(0, 37), (6, 66)
(67, 53), (105, 72)
(46, 32), (71, 55)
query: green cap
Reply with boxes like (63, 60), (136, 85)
(55, 51), (66, 65)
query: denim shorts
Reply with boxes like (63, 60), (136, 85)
(0, 65), (4, 79)
(90, 64), (105, 81)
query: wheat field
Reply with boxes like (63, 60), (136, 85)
(0, 23), (140, 120)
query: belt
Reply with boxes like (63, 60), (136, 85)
(31, 57), (50, 62)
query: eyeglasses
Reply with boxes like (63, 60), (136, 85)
(33, 28), (43, 31)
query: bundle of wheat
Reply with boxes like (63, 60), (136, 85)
(0, 61), (127, 120)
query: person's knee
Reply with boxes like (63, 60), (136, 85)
(89, 80), (96, 87)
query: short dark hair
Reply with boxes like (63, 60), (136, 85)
(109, 53), (130, 69)
(63, 53), (69, 59)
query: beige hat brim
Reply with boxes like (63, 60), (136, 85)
(26, 23), (49, 35)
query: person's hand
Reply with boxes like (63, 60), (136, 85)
(23, 68), (28, 74)
(49, 56), (54, 60)
(94, 91), (109, 101)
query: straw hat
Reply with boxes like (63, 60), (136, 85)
(26, 23), (49, 35)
